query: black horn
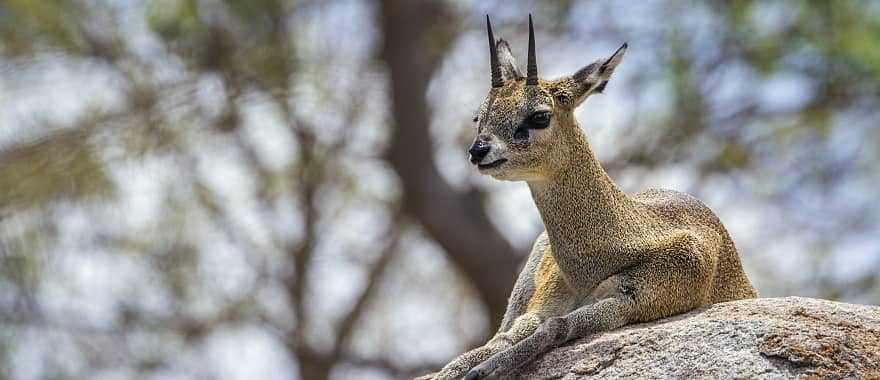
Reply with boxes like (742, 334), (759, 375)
(526, 14), (538, 85)
(487, 15), (503, 88)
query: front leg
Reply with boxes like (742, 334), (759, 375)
(430, 313), (542, 380)
(467, 234), (714, 379)
(422, 234), (555, 379)
(462, 252), (586, 379)
(465, 297), (631, 380)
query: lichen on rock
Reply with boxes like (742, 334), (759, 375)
(514, 297), (880, 379)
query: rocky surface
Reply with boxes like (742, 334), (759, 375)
(516, 297), (880, 379)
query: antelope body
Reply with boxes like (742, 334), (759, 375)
(423, 15), (757, 380)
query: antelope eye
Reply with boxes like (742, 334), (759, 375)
(528, 111), (551, 127)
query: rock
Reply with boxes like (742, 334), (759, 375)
(516, 297), (880, 379)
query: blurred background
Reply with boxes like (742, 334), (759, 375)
(1, 0), (878, 379)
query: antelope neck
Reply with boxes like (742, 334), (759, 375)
(527, 123), (657, 255)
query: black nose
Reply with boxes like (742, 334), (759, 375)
(469, 139), (490, 164)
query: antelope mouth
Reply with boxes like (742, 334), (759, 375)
(478, 159), (508, 170)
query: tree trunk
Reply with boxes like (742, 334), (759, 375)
(377, 0), (523, 331)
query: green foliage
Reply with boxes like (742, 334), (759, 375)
(0, 0), (87, 56)
(0, 128), (113, 211)
(146, 0), (294, 90)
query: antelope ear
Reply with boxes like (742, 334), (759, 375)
(496, 39), (524, 82)
(565, 43), (627, 106)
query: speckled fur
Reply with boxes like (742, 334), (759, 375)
(424, 39), (757, 380)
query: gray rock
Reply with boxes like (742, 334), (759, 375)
(515, 297), (880, 379)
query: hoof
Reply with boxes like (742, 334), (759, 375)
(464, 370), (480, 380)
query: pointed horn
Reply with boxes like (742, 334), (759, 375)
(526, 14), (538, 85)
(487, 15), (503, 88)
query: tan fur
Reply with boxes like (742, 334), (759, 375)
(525, 253), (573, 315)
(425, 34), (757, 380)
